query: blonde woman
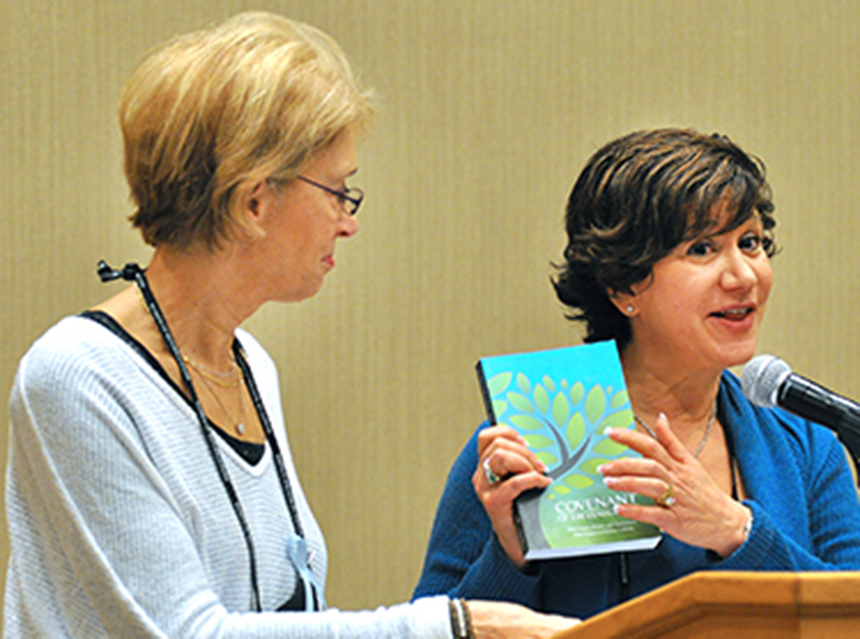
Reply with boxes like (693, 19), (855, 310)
(4, 12), (576, 638)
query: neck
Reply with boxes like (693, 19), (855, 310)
(141, 244), (260, 370)
(620, 341), (722, 437)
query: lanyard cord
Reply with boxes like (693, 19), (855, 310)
(234, 342), (304, 537)
(96, 261), (282, 611)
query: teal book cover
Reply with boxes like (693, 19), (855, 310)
(476, 340), (661, 560)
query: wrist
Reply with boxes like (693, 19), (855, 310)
(712, 502), (753, 559)
(716, 504), (753, 558)
(741, 505), (754, 543)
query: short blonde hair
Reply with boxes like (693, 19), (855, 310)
(120, 11), (374, 248)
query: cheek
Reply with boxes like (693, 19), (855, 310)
(756, 261), (774, 302)
(661, 279), (701, 315)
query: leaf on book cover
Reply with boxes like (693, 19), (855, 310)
(600, 408), (634, 430)
(536, 451), (559, 466)
(507, 391), (535, 413)
(585, 385), (607, 427)
(510, 414), (545, 431)
(610, 389), (630, 409)
(487, 372), (513, 398)
(569, 380), (585, 406)
(533, 384), (550, 413)
(516, 372), (531, 395)
(593, 437), (629, 456)
(552, 392), (570, 428)
(542, 375), (556, 393)
(562, 473), (594, 489)
(523, 434), (555, 449)
(492, 399), (508, 417)
(566, 413), (586, 449)
(580, 457), (611, 475)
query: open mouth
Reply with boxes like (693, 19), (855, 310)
(711, 307), (753, 321)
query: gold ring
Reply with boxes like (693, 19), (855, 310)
(654, 485), (676, 508)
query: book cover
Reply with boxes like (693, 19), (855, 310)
(476, 340), (662, 560)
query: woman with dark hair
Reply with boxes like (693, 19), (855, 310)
(413, 128), (860, 619)
(4, 11), (576, 638)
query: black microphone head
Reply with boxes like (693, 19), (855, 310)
(742, 354), (792, 408)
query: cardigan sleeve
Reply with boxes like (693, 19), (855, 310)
(714, 372), (860, 572)
(412, 426), (542, 605)
(719, 428), (860, 572)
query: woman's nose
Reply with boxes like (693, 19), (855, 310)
(720, 250), (756, 290)
(338, 213), (359, 238)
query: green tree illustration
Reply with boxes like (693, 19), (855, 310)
(487, 371), (633, 494)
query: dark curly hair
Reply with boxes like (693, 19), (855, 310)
(553, 128), (777, 350)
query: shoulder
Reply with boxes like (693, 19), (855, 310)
(15, 315), (131, 392)
(10, 315), (162, 450)
(720, 370), (844, 468)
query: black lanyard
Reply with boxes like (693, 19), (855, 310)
(97, 260), (306, 612)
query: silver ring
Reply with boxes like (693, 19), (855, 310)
(482, 458), (500, 485)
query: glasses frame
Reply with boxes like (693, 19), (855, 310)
(296, 175), (364, 216)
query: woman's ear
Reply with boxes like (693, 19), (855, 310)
(609, 290), (638, 317)
(246, 182), (265, 219)
(235, 182), (268, 241)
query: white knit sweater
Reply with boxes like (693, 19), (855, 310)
(5, 316), (449, 638)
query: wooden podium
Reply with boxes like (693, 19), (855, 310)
(554, 571), (860, 638)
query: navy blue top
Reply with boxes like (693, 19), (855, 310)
(413, 371), (860, 619)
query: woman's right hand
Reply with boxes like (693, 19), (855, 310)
(467, 600), (580, 638)
(472, 425), (551, 568)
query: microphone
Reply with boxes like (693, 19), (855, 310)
(742, 354), (860, 472)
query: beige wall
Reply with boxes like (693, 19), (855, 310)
(2, 0), (860, 617)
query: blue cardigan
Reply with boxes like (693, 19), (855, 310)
(412, 371), (860, 619)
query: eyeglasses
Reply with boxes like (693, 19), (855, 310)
(297, 175), (364, 216)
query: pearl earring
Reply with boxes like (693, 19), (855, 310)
(626, 305), (635, 314)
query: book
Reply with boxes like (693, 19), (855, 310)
(476, 340), (662, 560)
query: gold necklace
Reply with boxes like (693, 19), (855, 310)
(134, 284), (240, 388)
(194, 366), (247, 436)
(182, 355), (241, 388)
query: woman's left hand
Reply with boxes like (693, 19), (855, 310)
(599, 413), (751, 557)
